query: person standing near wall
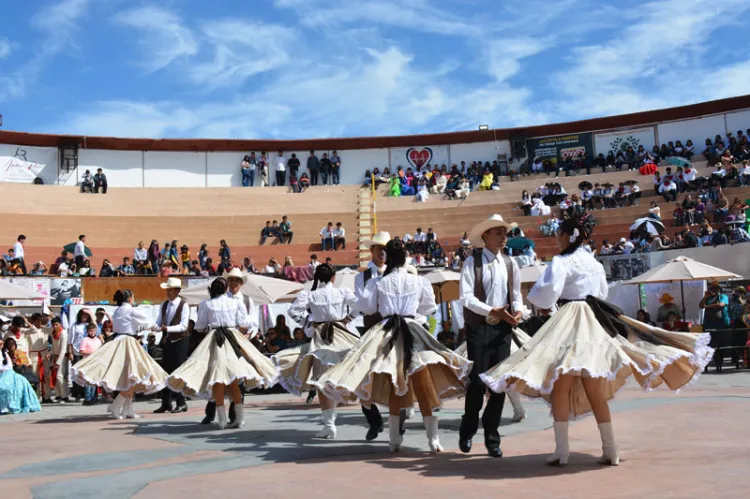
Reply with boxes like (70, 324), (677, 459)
(330, 150), (342, 185)
(273, 151), (286, 187)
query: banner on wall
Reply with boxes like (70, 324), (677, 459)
(525, 133), (593, 165)
(50, 279), (83, 306)
(9, 278), (51, 306)
(0, 156), (44, 183)
(389, 146), (450, 171)
(599, 254), (650, 281)
(594, 127), (656, 156)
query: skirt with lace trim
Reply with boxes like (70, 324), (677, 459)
(314, 318), (473, 410)
(71, 335), (168, 395)
(167, 328), (277, 400)
(479, 301), (714, 417)
(272, 321), (359, 397)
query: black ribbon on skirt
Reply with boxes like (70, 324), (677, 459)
(213, 326), (244, 359)
(313, 321), (337, 343)
(558, 296), (669, 346)
(383, 315), (415, 375)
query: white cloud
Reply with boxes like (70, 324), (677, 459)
(553, 0), (750, 118)
(114, 6), (198, 73)
(0, 0), (90, 102)
(0, 39), (12, 59)
(189, 20), (296, 88)
(483, 38), (548, 83)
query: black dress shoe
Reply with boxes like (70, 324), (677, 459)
(200, 415), (213, 424)
(458, 437), (472, 453)
(153, 406), (173, 414)
(171, 405), (188, 413)
(487, 447), (503, 458)
(365, 424), (384, 441)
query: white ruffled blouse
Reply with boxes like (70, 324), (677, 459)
(195, 294), (249, 330)
(289, 283), (357, 324)
(528, 247), (608, 310)
(356, 267), (437, 319)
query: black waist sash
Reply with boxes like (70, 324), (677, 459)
(214, 326), (244, 359)
(558, 296), (669, 346)
(383, 315), (415, 374)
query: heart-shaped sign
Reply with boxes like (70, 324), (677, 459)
(406, 147), (433, 170)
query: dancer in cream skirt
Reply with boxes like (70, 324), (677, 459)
(480, 211), (713, 466)
(167, 277), (277, 429)
(317, 240), (472, 453)
(71, 290), (167, 419)
(273, 264), (358, 439)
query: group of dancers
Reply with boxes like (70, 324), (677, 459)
(71, 210), (714, 465)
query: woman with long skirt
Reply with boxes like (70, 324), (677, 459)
(273, 264), (358, 439)
(71, 290), (168, 419)
(0, 338), (41, 414)
(167, 277), (277, 430)
(479, 211), (713, 466)
(317, 239), (473, 453)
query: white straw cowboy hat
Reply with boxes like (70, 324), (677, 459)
(468, 214), (518, 248)
(364, 231), (391, 248)
(223, 267), (250, 284)
(160, 277), (184, 290)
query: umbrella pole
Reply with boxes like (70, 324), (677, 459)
(680, 281), (686, 320)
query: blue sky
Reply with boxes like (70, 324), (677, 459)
(1, 0), (749, 140)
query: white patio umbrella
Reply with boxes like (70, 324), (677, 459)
(423, 269), (461, 304)
(179, 273), (304, 305)
(629, 217), (665, 235)
(520, 263), (547, 284)
(296, 267), (359, 293)
(0, 279), (47, 300)
(624, 256), (740, 317)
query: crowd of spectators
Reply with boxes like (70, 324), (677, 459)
(239, 150), (342, 190)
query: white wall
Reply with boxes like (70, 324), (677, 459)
(336, 148), (389, 184)
(389, 145), (449, 172)
(78, 149), (143, 187)
(0, 144), (58, 184)
(449, 140), (511, 166)
(725, 110), (750, 137)
(144, 151), (205, 188)
(657, 114), (726, 150)
(207, 152), (243, 187)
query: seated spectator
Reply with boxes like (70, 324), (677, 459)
(203, 257), (217, 276)
(308, 254), (320, 272)
(320, 222), (335, 251)
(659, 179), (677, 202)
(262, 328), (287, 354)
(56, 259), (70, 277)
(711, 228), (728, 246)
(79, 259), (95, 277)
(180, 245), (191, 271)
(298, 172), (311, 191)
(93, 168), (108, 194)
(290, 327), (309, 347)
(283, 256), (294, 268)
(333, 222), (346, 250)
(259, 221), (281, 245)
(116, 257), (135, 276)
(683, 139), (694, 159)
(188, 260), (203, 276)
(363, 169), (372, 187)
(648, 201), (661, 220)
(650, 235), (671, 252)
(279, 216), (294, 244)
(264, 258), (281, 274)
(455, 177), (470, 200)
(80, 169), (95, 193)
(29, 261), (46, 276)
(416, 178), (430, 202)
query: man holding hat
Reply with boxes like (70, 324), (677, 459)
(458, 214), (523, 458)
(153, 277), (190, 413)
(201, 268), (258, 426)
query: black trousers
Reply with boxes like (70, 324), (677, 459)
(276, 171), (286, 186)
(460, 322), (512, 450)
(310, 169), (319, 185)
(160, 338), (188, 408)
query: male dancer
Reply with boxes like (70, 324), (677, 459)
(153, 278), (190, 413)
(350, 232), (407, 440)
(201, 269), (257, 426)
(458, 214), (523, 457)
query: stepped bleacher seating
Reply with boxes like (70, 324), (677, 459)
(0, 184), (362, 269)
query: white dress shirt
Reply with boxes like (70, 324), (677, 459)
(659, 182), (676, 193)
(354, 263), (386, 300)
(683, 168), (697, 181)
(74, 240), (86, 258)
(12, 241), (24, 259)
(333, 227), (346, 238)
(527, 246), (608, 310)
(273, 155), (286, 172)
(154, 297), (190, 335)
(413, 232), (427, 242)
(460, 248), (523, 317)
(67, 323), (88, 354)
(134, 248), (148, 262)
(320, 226), (334, 238)
(289, 283), (357, 337)
(403, 234), (412, 242)
(195, 294), (248, 331)
(111, 303), (153, 338)
(355, 267), (437, 318)
(227, 290), (258, 334)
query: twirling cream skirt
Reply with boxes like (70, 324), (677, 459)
(455, 327), (531, 359)
(167, 328), (277, 400)
(479, 301), (714, 417)
(272, 321), (359, 397)
(71, 335), (168, 394)
(315, 318), (473, 411)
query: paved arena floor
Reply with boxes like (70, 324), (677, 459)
(2, 372), (749, 499)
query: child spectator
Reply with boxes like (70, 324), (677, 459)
(79, 323), (103, 405)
